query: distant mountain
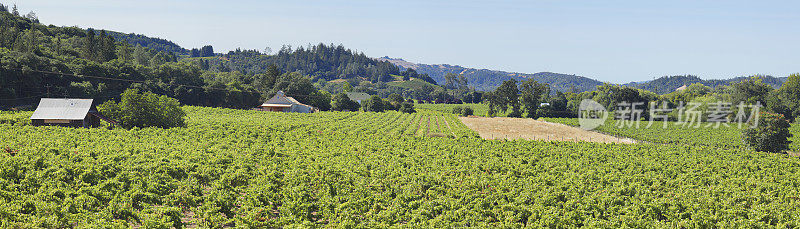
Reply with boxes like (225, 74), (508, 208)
(377, 57), (604, 92)
(625, 75), (787, 94)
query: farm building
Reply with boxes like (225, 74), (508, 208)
(257, 91), (315, 113)
(345, 92), (370, 104)
(30, 98), (112, 128)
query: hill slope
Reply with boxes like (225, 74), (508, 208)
(188, 46), (425, 84)
(107, 31), (188, 55)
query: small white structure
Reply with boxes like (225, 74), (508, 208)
(539, 103), (551, 107)
(256, 91), (314, 113)
(30, 98), (113, 127)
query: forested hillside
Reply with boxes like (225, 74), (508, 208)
(0, 6), (329, 110)
(189, 45), (436, 84)
(106, 31), (188, 55)
(626, 75), (787, 94)
(378, 57), (604, 92)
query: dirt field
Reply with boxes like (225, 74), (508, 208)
(459, 117), (636, 144)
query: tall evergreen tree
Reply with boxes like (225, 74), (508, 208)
(200, 45), (214, 57)
(99, 30), (117, 62)
(82, 29), (97, 61)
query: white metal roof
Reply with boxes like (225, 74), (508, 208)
(259, 91), (311, 108)
(30, 98), (94, 120)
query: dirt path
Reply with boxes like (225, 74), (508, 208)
(459, 117), (636, 144)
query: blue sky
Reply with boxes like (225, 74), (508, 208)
(12, 0), (800, 83)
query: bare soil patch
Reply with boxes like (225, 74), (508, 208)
(459, 117), (636, 144)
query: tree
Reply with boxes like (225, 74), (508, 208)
(742, 112), (793, 153)
(493, 79), (521, 117)
(271, 72), (332, 111)
(98, 30), (117, 62)
(462, 107), (474, 116)
(457, 74), (469, 90)
(23, 11), (38, 23)
(685, 83), (711, 97)
(730, 77), (773, 107)
(387, 94), (404, 109)
(82, 29), (97, 61)
(133, 44), (152, 65)
(116, 42), (134, 62)
(200, 45), (214, 57)
(364, 95), (385, 112)
(444, 73), (458, 89)
(190, 48), (200, 57)
(452, 106), (463, 115)
(519, 79), (549, 118)
(775, 73), (800, 121)
(98, 89), (186, 129)
(549, 92), (568, 112)
(332, 92), (360, 111)
(399, 102), (416, 113)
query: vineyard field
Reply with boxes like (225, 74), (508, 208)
(2, 107), (800, 227)
(415, 103), (503, 117)
(542, 117), (800, 152)
(541, 118), (753, 148)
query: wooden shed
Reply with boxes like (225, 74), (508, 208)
(30, 98), (112, 128)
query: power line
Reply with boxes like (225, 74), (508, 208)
(0, 93), (48, 101)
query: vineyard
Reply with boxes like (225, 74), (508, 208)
(3, 107), (800, 227)
(541, 118), (750, 148)
(542, 117), (800, 152)
(415, 103), (503, 117)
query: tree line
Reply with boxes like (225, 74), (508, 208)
(483, 74), (800, 124)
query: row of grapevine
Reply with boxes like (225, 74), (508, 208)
(1, 107), (800, 227)
(542, 117), (751, 149)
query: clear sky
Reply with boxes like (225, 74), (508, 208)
(11, 0), (800, 83)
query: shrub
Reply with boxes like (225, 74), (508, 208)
(399, 102), (416, 114)
(363, 95), (385, 112)
(452, 106), (463, 115)
(742, 112), (793, 153)
(332, 93), (361, 111)
(0, 111), (31, 126)
(99, 89), (186, 129)
(462, 107), (474, 117)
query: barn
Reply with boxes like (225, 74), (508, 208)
(30, 98), (112, 128)
(256, 91), (315, 113)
